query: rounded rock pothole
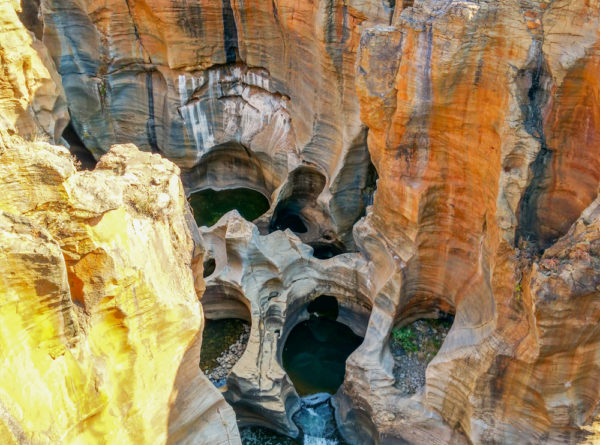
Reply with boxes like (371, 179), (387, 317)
(188, 187), (270, 227)
(390, 312), (454, 395)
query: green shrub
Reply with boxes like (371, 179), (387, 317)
(391, 327), (418, 352)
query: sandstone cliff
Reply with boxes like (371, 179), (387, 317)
(340, 0), (600, 443)
(0, 137), (239, 444)
(0, 0), (67, 140)
(40, 0), (395, 245)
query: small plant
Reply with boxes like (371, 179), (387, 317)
(515, 283), (522, 293)
(98, 81), (107, 98)
(391, 327), (418, 352)
(514, 282), (523, 302)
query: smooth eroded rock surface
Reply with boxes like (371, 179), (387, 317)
(0, 136), (239, 444)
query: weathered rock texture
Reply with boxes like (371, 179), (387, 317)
(0, 0), (67, 140)
(198, 212), (372, 436)
(40, 0), (393, 244)
(338, 0), (600, 444)
(3, 0), (600, 443)
(0, 137), (240, 444)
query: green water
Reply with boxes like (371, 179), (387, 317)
(200, 319), (247, 373)
(282, 318), (363, 396)
(188, 188), (270, 227)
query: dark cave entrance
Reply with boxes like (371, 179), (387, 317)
(282, 296), (362, 396)
(61, 122), (97, 170)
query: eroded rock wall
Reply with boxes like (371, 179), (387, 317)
(198, 213), (372, 436)
(0, 137), (239, 444)
(0, 0), (67, 140)
(341, 0), (600, 443)
(40, 0), (393, 243)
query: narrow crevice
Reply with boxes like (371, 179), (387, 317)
(222, 0), (239, 64)
(123, 0), (153, 63)
(360, 160), (378, 214)
(515, 48), (554, 250)
(145, 71), (159, 153)
(61, 122), (97, 170)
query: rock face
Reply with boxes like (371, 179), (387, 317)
(338, 0), (600, 443)
(2, 0), (600, 443)
(0, 0), (67, 140)
(40, 0), (393, 245)
(0, 138), (239, 444)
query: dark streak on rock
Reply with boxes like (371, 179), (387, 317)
(515, 47), (554, 250)
(146, 71), (159, 153)
(222, 0), (238, 64)
(177, 0), (204, 38)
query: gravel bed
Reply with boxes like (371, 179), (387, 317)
(390, 317), (453, 395)
(205, 324), (250, 387)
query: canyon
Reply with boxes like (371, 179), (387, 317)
(0, 0), (599, 444)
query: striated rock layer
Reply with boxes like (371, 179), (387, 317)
(0, 137), (240, 444)
(2, 0), (600, 443)
(340, 0), (600, 444)
(40, 0), (394, 244)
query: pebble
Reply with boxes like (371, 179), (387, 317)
(207, 325), (251, 384)
(390, 318), (452, 395)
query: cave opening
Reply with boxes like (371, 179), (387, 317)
(269, 199), (308, 233)
(389, 311), (454, 395)
(307, 295), (338, 319)
(200, 318), (250, 388)
(282, 296), (362, 397)
(309, 241), (346, 260)
(268, 166), (326, 236)
(188, 187), (270, 227)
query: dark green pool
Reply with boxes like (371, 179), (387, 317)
(282, 317), (363, 396)
(188, 188), (270, 227)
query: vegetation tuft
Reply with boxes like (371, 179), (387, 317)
(391, 326), (418, 352)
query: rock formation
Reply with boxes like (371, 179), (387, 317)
(337, 0), (600, 443)
(1, 0), (600, 443)
(0, 138), (239, 444)
(198, 212), (372, 435)
(40, 0), (394, 245)
(0, 0), (67, 140)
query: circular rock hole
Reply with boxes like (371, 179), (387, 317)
(390, 312), (454, 395)
(282, 296), (362, 396)
(188, 187), (270, 227)
(203, 257), (216, 278)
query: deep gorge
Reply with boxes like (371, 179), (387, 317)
(0, 0), (599, 444)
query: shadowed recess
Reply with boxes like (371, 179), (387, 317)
(188, 188), (269, 227)
(282, 316), (362, 396)
(269, 199), (308, 233)
(200, 318), (247, 373)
